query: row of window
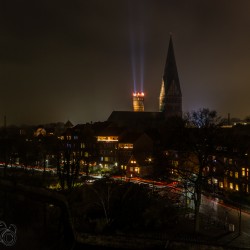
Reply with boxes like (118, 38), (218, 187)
(224, 182), (249, 192)
(121, 165), (140, 173)
(100, 156), (114, 162)
(97, 136), (118, 142)
(118, 143), (133, 149)
(61, 135), (79, 140)
(227, 168), (249, 179)
(66, 143), (86, 149)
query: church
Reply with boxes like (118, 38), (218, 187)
(108, 35), (182, 128)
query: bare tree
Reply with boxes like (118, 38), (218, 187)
(58, 150), (80, 190)
(178, 108), (222, 233)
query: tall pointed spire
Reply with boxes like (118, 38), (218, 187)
(159, 35), (182, 117)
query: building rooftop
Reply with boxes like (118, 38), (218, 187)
(108, 111), (164, 129)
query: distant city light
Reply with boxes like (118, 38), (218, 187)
(133, 92), (144, 97)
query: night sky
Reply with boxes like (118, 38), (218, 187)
(1, 0), (250, 125)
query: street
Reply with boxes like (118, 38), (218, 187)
(201, 195), (250, 247)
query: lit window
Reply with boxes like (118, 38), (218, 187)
(229, 183), (233, 189)
(219, 182), (224, 188)
(235, 172), (238, 179)
(229, 159), (233, 164)
(135, 167), (140, 173)
(235, 184), (239, 191)
(130, 167), (133, 171)
(230, 171), (233, 177)
(242, 168), (245, 177)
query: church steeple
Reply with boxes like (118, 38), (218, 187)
(159, 35), (182, 117)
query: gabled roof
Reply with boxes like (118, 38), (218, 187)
(65, 120), (74, 128)
(127, 152), (152, 167)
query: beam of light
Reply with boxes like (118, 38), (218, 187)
(129, 27), (145, 94)
(128, 1), (145, 94)
(129, 29), (137, 93)
(139, 26), (144, 93)
(128, 1), (137, 93)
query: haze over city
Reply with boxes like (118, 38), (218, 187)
(1, 0), (250, 125)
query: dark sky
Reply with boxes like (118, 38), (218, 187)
(1, 0), (250, 125)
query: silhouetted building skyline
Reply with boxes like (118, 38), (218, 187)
(109, 35), (182, 128)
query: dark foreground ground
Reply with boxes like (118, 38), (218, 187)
(1, 215), (250, 250)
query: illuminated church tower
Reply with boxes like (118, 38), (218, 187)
(159, 35), (182, 117)
(133, 92), (144, 112)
